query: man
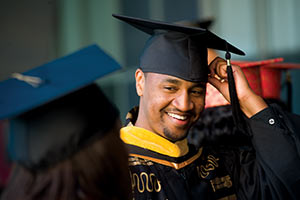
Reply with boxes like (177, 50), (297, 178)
(113, 14), (300, 200)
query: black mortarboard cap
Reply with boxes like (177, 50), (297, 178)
(175, 18), (214, 30)
(0, 44), (121, 170)
(113, 14), (245, 82)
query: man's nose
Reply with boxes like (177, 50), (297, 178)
(173, 91), (194, 112)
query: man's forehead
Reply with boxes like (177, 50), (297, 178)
(146, 72), (206, 87)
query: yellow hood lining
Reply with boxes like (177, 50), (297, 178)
(120, 126), (189, 158)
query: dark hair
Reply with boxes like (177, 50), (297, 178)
(189, 105), (235, 149)
(1, 119), (131, 200)
(189, 99), (289, 149)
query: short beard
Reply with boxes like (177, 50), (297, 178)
(163, 127), (188, 142)
(160, 110), (190, 142)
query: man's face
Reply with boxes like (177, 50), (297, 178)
(135, 69), (206, 142)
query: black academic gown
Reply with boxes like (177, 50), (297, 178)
(122, 104), (300, 200)
(127, 145), (237, 200)
(228, 104), (300, 199)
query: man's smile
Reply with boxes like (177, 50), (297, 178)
(167, 112), (188, 121)
(165, 111), (193, 127)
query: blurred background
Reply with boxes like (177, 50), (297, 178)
(1, 0), (300, 119)
(0, 0), (300, 191)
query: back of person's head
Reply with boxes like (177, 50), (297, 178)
(1, 126), (130, 200)
(188, 105), (234, 148)
(0, 44), (131, 200)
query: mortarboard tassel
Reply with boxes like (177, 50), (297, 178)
(225, 44), (247, 135)
(286, 71), (292, 112)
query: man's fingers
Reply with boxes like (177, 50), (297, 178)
(208, 57), (227, 79)
(208, 76), (230, 102)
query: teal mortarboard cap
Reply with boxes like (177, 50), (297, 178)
(0, 44), (121, 170)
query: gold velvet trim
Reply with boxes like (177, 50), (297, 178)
(129, 147), (203, 170)
(120, 126), (189, 157)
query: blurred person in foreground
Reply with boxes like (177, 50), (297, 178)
(113, 14), (300, 200)
(0, 45), (131, 200)
(0, 121), (12, 196)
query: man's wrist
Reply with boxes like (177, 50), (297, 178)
(240, 93), (268, 118)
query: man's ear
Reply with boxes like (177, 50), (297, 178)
(135, 68), (145, 97)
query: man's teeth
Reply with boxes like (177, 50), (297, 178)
(167, 113), (187, 120)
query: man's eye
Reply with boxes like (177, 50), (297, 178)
(164, 86), (177, 91)
(191, 90), (204, 96)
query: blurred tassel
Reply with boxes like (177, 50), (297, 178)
(225, 43), (247, 135)
(286, 71), (292, 112)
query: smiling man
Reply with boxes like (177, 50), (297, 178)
(114, 14), (300, 200)
(135, 71), (206, 142)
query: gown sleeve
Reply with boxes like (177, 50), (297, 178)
(223, 104), (300, 200)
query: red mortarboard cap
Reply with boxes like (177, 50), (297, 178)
(205, 58), (300, 108)
(232, 57), (284, 99)
(260, 62), (300, 99)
